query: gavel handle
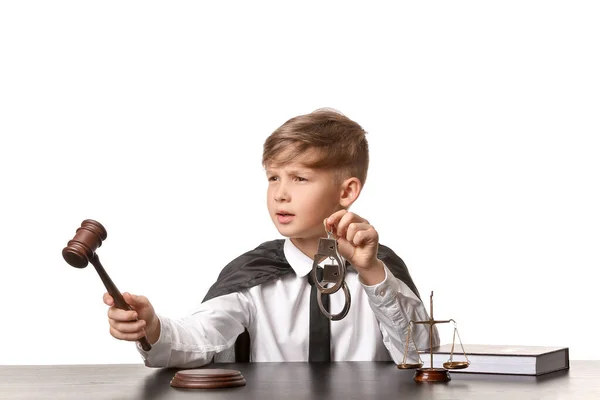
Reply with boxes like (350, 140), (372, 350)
(89, 254), (152, 351)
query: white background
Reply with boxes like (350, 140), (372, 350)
(1, 1), (598, 365)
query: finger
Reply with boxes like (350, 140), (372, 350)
(346, 222), (372, 243)
(336, 212), (368, 239)
(109, 326), (146, 342)
(335, 236), (356, 262)
(352, 227), (378, 248)
(325, 210), (348, 233)
(109, 318), (146, 334)
(123, 292), (135, 306)
(123, 292), (149, 309)
(103, 293), (114, 306)
(108, 307), (138, 322)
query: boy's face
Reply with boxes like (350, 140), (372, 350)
(266, 153), (342, 242)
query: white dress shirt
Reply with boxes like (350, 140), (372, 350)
(138, 238), (439, 368)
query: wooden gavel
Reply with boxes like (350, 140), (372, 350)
(62, 219), (152, 351)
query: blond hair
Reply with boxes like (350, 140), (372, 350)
(262, 108), (369, 185)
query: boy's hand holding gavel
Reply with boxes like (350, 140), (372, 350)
(103, 292), (161, 346)
(62, 219), (158, 350)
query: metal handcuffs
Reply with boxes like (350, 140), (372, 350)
(310, 230), (351, 321)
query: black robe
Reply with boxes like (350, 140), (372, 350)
(202, 239), (420, 362)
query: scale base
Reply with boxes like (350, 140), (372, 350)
(414, 368), (450, 383)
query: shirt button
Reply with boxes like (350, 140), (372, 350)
(379, 290), (386, 296)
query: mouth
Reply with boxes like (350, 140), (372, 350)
(276, 212), (295, 224)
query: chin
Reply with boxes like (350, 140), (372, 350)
(275, 227), (298, 238)
(273, 225), (303, 239)
(283, 230), (323, 242)
(272, 219), (322, 239)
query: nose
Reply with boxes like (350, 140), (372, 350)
(274, 181), (290, 202)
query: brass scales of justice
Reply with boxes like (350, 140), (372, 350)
(311, 230), (470, 382)
(397, 291), (470, 382)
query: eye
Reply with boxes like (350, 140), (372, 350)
(268, 175), (279, 182)
(294, 176), (307, 182)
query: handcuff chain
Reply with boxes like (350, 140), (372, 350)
(311, 225), (351, 320)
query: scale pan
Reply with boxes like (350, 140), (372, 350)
(397, 363), (423, 370)
(443, 361), (469, 370)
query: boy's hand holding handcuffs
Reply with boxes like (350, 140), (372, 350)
(312, 210), (385, 321)
(325, 210), (385, 285)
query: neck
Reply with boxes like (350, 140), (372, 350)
(290, 236), (321, 260)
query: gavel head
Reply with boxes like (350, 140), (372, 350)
(62, 219), (108, 268)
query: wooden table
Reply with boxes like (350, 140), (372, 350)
(0, 361), (598, 399)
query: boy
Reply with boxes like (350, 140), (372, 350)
(104, 108), (439, 367)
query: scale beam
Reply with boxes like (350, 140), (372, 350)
(413, 319), (452, 325)
(396, 291), (470, 383)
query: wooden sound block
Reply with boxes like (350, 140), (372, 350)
(170, 369), (246, 389)
(414, 368), (451, 383)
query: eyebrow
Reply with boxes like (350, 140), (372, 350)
(289, 169), (313, 176)
(265, 168), (313, 176)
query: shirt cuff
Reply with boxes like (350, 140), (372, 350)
(360, 262), (404, 305)
(136, 315), (172, 364)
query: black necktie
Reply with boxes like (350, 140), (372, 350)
(308, 267), (331, 362)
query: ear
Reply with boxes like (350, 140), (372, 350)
(339, 177), (362, 208)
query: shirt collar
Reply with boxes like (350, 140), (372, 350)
(283, 238), (315, 278)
